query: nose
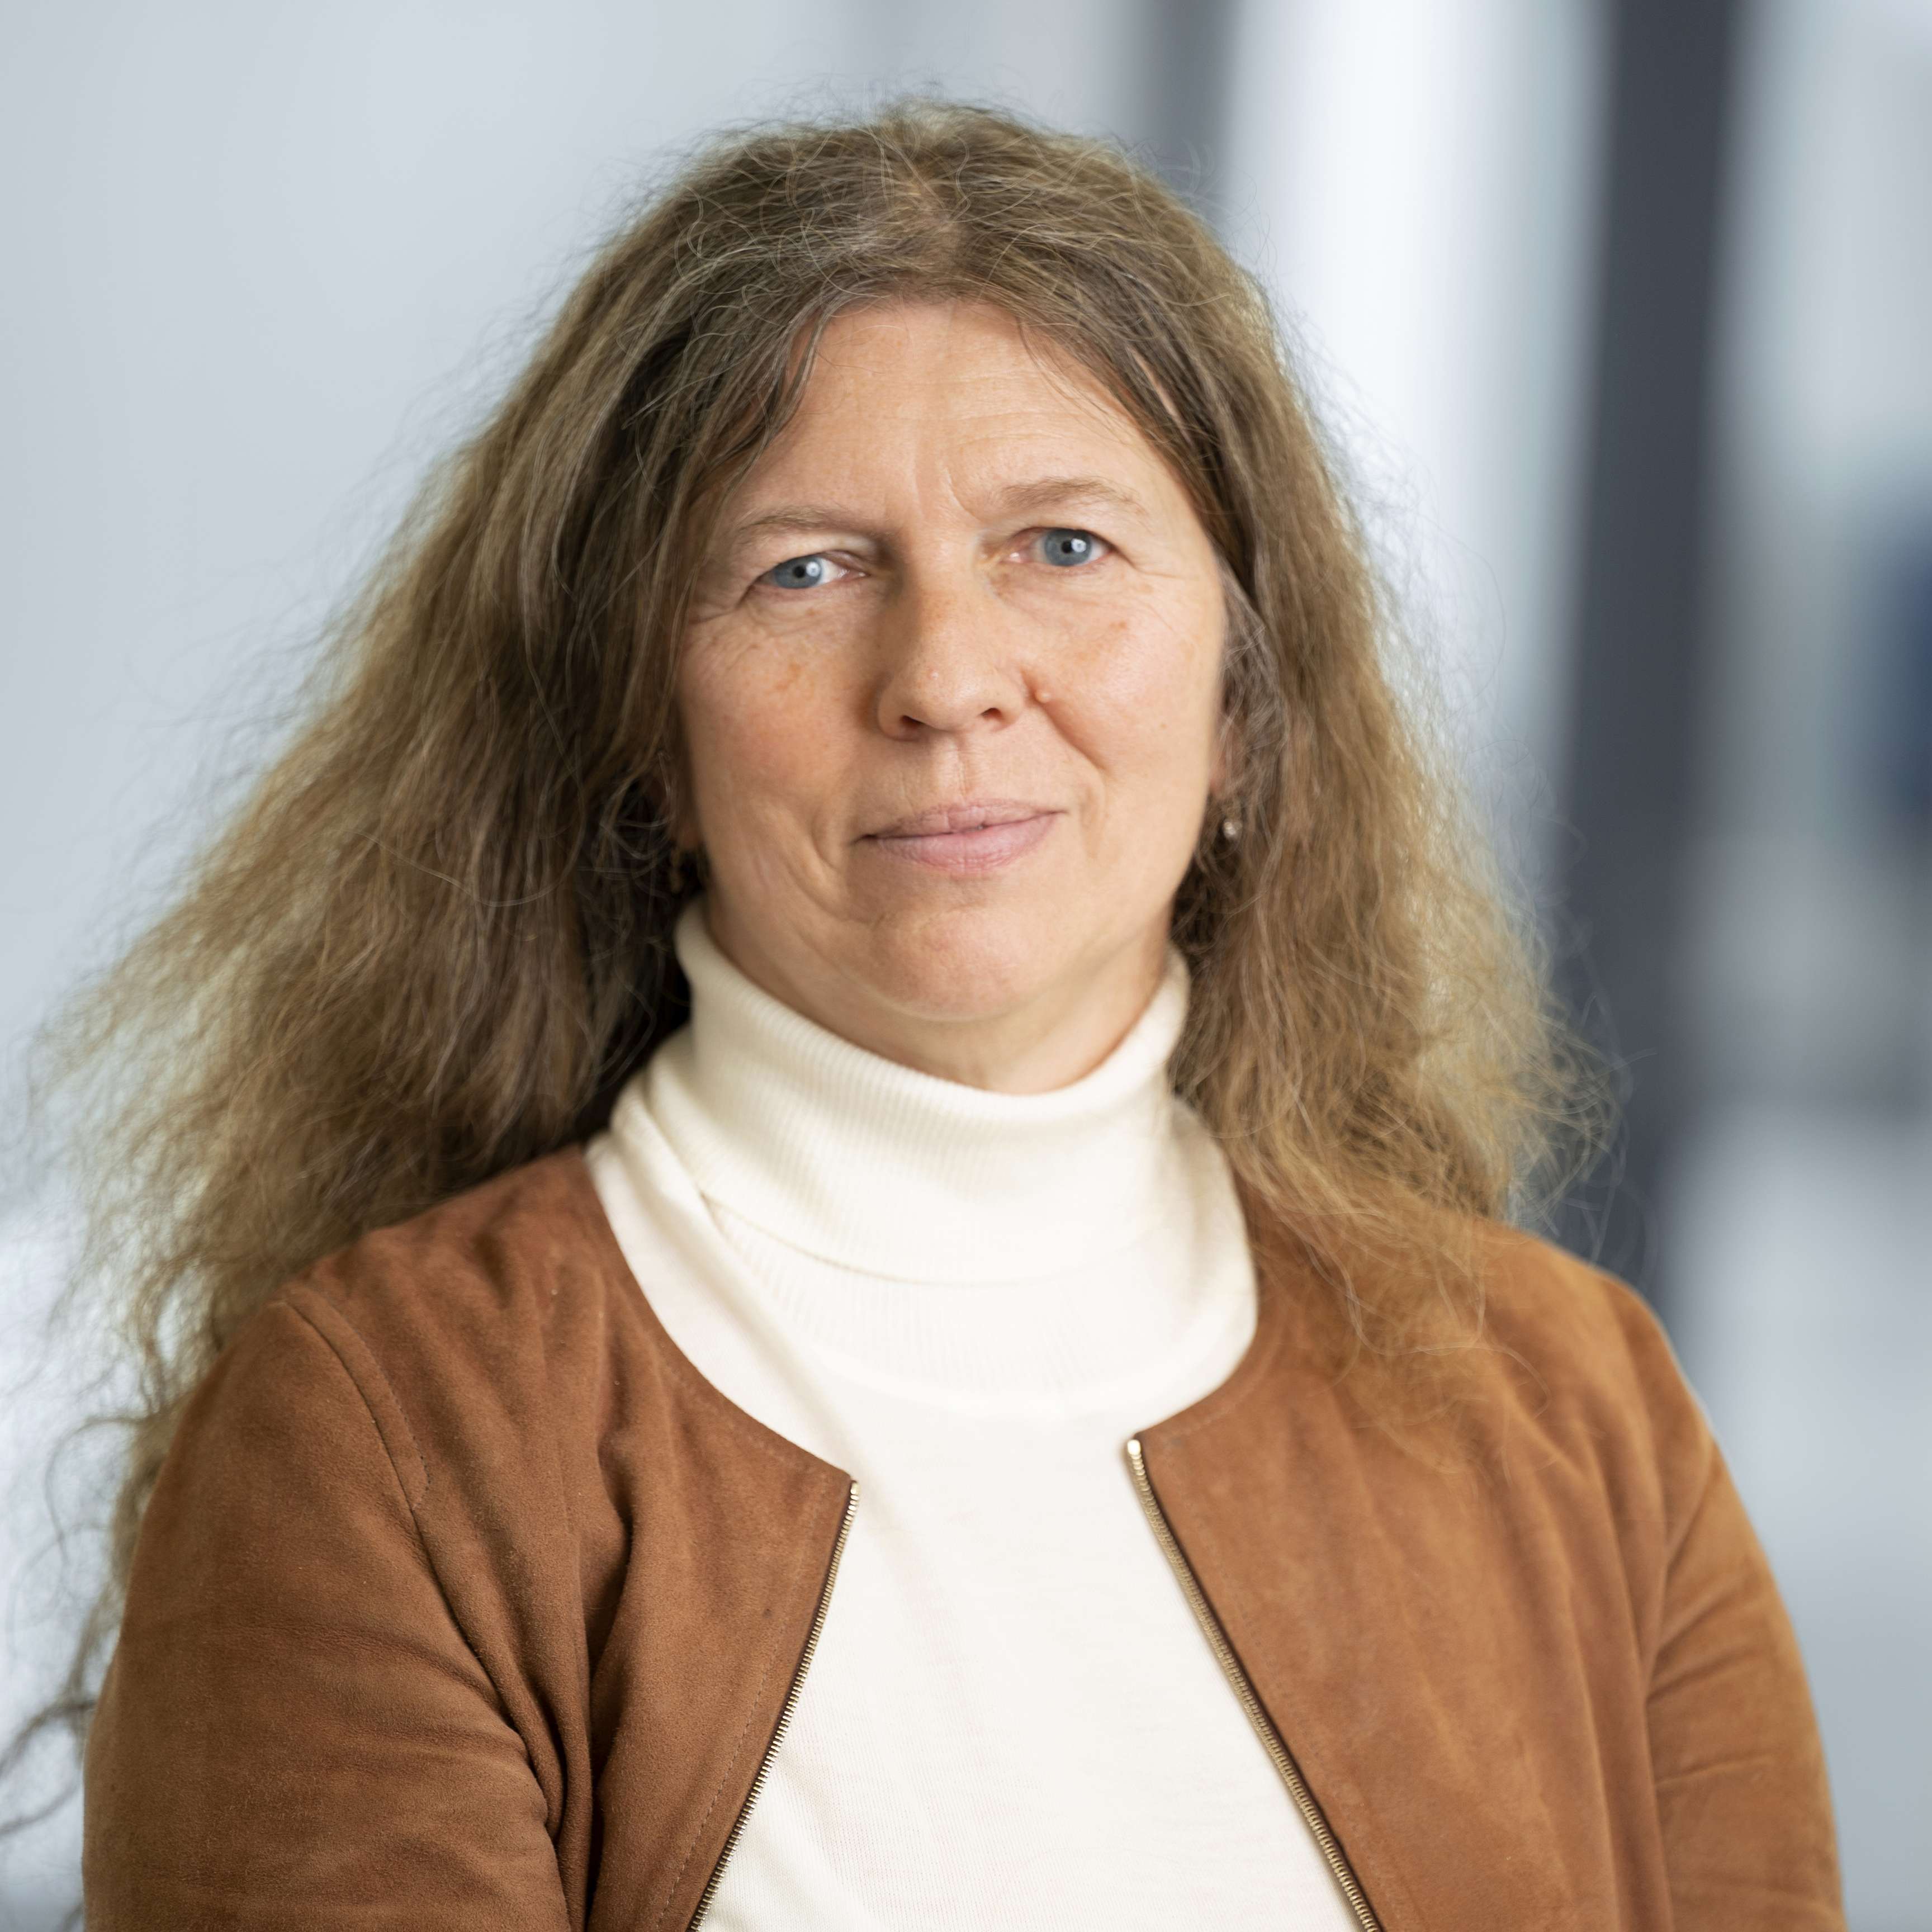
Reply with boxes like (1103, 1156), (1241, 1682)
(871, 567), (1030, 740)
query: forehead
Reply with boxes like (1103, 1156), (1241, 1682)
(741, 299), (1176, 503)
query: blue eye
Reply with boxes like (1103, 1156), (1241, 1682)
(763, 554), (835, 590)
(1040, 528), (1101, 567)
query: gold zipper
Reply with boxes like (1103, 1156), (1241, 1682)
(688, 1480), (859, 1931)
(1124, 1438), (1382, 1932)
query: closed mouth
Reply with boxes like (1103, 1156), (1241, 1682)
(864, 801), (1054, 840)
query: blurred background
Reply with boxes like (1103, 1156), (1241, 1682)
(1, 0), (1926, 1923)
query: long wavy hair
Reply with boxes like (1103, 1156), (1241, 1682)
(12, 98), (1595, 1828)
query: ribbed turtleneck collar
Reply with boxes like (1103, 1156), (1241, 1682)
(636, 897), (1194, 1285)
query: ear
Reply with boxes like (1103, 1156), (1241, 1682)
(1209, 707), (1242, 799)
(648, 739), (702, 855)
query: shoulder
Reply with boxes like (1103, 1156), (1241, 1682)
(254, 1147), (811, 1515)
(288, 1149), (625, 1379)
(1262, 1210), (1722, 1573)
(129, 1153), (634, 1646)
(292, 1145), (623, 1336)
(1453, 1219), (1718, 1540)
(237, 1149), (656, 1514)
(1469, 1220), (1687, 1385)
(1466, 1220), (1701, 1424)
(1296, 1209), (1705, 1452)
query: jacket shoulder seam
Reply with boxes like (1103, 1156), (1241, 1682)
(271, 1288), (545, 1796)
(279, 1283), (433, 1507)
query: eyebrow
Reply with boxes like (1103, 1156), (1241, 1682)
(990, 475), (1155, 522)
(717, 475), (1157, 553)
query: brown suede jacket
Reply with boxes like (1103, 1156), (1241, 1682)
(83, 1149), (1844, 1930)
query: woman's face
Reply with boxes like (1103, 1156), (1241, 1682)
(677, 299), (1229, 1091)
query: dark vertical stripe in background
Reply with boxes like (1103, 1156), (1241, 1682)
(1141, 0), (1235, 217)
(1553, 0), (1744, 1317)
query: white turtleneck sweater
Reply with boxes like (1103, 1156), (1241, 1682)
(585, 900), (1357, 1929)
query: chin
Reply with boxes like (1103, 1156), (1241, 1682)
(846, 901), (1068, 1022)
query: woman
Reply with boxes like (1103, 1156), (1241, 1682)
(61, 102), (1839, 1928)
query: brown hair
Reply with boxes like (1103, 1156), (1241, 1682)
(15, 98), (1593, 1813)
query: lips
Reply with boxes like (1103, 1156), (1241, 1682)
(861, 799), (1059, 873)
(865, 801), (1052, 839)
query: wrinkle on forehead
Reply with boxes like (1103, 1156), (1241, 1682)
(719, 299), (1194, 540)
(804, 299), (1138, 434)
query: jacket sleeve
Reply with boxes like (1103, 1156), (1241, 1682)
(1644, 1396), (1845, 1928)
(83, 1297), (573, 1931)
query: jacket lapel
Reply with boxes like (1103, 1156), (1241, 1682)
(1134, 1244), (1649, 1932)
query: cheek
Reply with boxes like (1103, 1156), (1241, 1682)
(680, 642), (844, 832)
(1057, 595), (1224, 800)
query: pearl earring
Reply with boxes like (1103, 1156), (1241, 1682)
(1220, 812), (1240, 844)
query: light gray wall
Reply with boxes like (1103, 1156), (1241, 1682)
(0, 4), (1187, 1910)
(1224, 0), (1605, 853)
(0, 0), (1185, 1121)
